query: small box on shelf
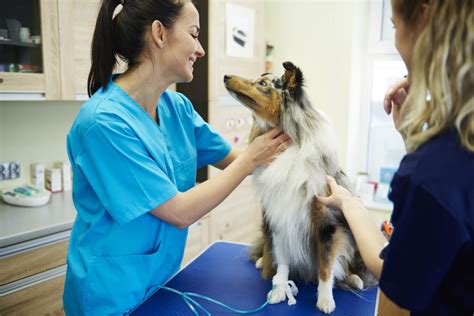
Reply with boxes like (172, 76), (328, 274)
(45, 168), (62, 193)
(31, 162), (45, 189)
(54, 161), (72, 191)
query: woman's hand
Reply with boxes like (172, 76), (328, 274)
(317, 176), (361, 212)
(383, 78), (410, 132)
(318, 177), (385, 280)
(241, 127), (291, 172)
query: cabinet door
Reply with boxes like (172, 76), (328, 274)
(58, 0), (128, 99)
(0, 0), (60, 99)
(58, 0), (101, 99)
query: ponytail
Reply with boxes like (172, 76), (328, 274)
(87, 0), (119, 96)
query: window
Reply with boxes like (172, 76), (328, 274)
(354, 0), (407, 209)
(367, 59), (406, 183)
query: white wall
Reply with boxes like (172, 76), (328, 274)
(264, 0), (370, 175)
(0, 101), (81, 189)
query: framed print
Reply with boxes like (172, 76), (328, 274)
(225, 3), (255, 58)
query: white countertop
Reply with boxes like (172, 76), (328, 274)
(0, 191), (76, 248)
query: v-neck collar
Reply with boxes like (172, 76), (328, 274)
(109, 77), (163, 131)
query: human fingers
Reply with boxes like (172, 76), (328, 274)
(316, 177), (339, 206)
(273, 133), (290, 145)
(383, 90), (395, 115)
(276, 138), (292, 151)
(383, 79), (410, 114)
(265, 127), (284, 139)
(316, 194), (331, 205)
(326, 176), (339, 192)
(393, 88), (407, 107)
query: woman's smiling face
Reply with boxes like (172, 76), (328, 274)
(165, 2), (205, 83)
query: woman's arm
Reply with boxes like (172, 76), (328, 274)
(317, 176), (386, 279)
(151, 128), (289, 228)
(338, 197), (386, 279)
(378, 290), (410, 316)
(212, 147), (241, 170)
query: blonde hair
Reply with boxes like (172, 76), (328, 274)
(397, 0), (474, 153)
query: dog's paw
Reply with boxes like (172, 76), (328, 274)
(267, 281), (299, 305)
(255, 257), (263, 269)
(316, 295), (336, 314)
(347, 274), (364, 290)
(267, 285), (287, 304)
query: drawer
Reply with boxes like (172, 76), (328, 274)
(0, 239), (69, 286)
(0, 272), (65, 316)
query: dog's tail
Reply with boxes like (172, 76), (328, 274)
(336, 249), (378, 291)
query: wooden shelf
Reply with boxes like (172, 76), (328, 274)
(0, 72), (45, 92)
(0, 39), (41, 48)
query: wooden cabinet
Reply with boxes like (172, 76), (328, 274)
(0, 0), (61, 99)
(0, 239), (68, 285)
(209, 178), (262, 244)
(0, 0), (103, 100)
(0, 0), (100, 100)
(0, 236), (69, 316)
(182, 217), (210, 266)
(57, 0), (102, 99)
(0, 274), (65, 316)
(208, 0), (266, 102)
(207, 0), (265, 246)
(58, 0), (130, 99)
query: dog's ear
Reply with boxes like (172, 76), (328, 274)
(282, 62), (304, 98)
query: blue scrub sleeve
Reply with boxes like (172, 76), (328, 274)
(191, 108), (232, 169)
(77, 119), (178, 225)
(379, 184), (469, 311)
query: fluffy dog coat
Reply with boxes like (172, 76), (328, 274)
(224, 62), (375, 313)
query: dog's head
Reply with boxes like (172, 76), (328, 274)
(223, 62), (305, 127)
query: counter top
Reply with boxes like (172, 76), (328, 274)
(0, 191), (76, 248)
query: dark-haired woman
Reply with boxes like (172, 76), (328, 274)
(62, 0), (290, 314)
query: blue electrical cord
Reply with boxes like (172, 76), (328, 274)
(158, 286), (269, 315)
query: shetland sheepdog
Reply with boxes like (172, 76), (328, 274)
(224, 62), (375, 313)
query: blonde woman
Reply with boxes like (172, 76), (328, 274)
(318, 0), (473, 315)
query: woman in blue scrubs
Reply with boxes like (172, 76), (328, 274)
(318, 0), (473, 315)
(62, 0), (290, 314)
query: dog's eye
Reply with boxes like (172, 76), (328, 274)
(259, 80), (267, 86)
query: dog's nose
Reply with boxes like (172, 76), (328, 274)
(223, 75), (231, 83)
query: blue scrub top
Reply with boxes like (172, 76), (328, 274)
(62, 79), (231, 315)
(380, 128), (474, 315)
